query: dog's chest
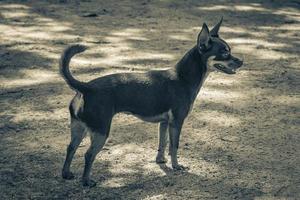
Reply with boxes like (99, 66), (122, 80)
(188, 71), (210, 113)
(190, 71), (210, 101)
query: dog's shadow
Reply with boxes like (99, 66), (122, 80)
(157, 163), (173, 175)
(157, 163), (190, 176)
(92, 162), (264, 199)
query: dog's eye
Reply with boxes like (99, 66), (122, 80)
(222, 51), (230, 58)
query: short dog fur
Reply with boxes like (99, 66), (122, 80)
(61, 18), (243, 187)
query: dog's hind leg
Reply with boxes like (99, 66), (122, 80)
(156, 122), (168, 163)
(62, 117), (87, 180)
(82, 119), (111, 187)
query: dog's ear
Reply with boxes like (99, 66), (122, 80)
(197, 23), (210, 52)
(210, 17), (223, 37)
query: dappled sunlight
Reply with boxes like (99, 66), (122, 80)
(0, 4), (75, 43)
(215, 25), (296, 60)
(100, 29), (175, 67)
(72, 50), (174, 69)
(226, 38), (294, 59)
(0, 23), (74, 41)
(274, 9), (300, 21)
(66, 27), (175, 73)
(0, 4), (31, 18)
(203, 86), (243, 100)
(197, 3), (300, 19)
(1, 69), (59, 89)
(269, 95), (299, 107)
(204, 75), (241, 85)
(199, 72), (252, 100)
(227, 38), (286, 48)
(101, 177), (127, 188)
(192, 110), (242, 127)
(12, 106), (67, 124)
(198, 4), (268, 12)
(0, 3), (176, 92)
(168, 34), (193, 41)
(2, 10), (29, 18)
(110, 28), (150, 41)
(221, 26), (267, 37)
(0, 3), (29, 9)
(143, 194), (168, 200)
(234, 45), (285, 59)
(258, 25), (300, 31)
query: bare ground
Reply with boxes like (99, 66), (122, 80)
(0, 0), (299, 199)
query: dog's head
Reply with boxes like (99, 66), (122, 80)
(197, 17), (243, 74)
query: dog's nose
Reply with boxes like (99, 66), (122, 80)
(236, 60), (243, 69)
(239, 55), (244, 65)
(234, 57), (243, 67)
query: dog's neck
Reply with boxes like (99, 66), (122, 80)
(175, 46), (209, 100)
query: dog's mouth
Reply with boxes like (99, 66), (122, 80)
(213, 63), (236, 74)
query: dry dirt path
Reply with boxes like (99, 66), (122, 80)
(0, 0), (299, 199)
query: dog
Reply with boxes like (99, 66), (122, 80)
(60, 18), (243, 187)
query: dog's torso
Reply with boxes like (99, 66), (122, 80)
(69, 47), (209, 131)
(89, 70), (177, 114)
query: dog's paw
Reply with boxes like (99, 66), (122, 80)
(82, 179), (97, 188)
(156, 156), (167, 164)
(172, 164), (189, 171)
(62, 171), (75, 180)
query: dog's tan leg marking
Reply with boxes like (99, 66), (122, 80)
(62, 118), (87, 180)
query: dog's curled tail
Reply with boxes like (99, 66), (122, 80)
(60, 44), (88, 93)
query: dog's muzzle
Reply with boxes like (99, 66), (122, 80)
(213, 56), (243, 74)
(214, 63), (236, 74)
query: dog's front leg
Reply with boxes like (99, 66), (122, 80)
(156, 121), (168, 163)
(168, 119), (186, 170)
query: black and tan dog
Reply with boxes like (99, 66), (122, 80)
(61, 18), (243, 187)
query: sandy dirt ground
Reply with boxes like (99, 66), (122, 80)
(0, 0), (299, 199)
